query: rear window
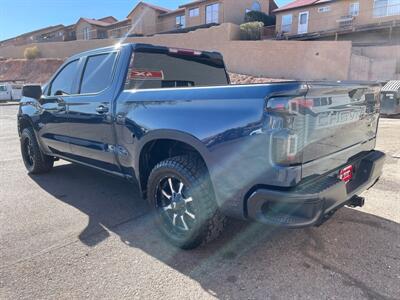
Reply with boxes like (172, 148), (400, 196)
(0, 85), (6, 92)
(125, 50), (228, 90)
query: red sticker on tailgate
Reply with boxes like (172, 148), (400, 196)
(129, 69), (164, 80)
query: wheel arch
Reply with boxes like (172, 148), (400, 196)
(18, 115), (34, 136)
(135, 130), (212, 198)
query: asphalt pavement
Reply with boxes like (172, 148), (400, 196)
(1, 104), (399, 299)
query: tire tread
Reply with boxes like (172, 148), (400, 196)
(147, 155), (226, 249)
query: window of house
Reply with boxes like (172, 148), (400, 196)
(83, 27), (90, 40)
(189, 8), (200, 17)
(80, 53), (117, 94)
(176, 15), (186, 28)
(281, 14), (292, 32)
(206, 3), (220, 24)
(49, 60), (79, 96)
(374, 0), (400, 17)
(251, 1), (262, 11)
(318, 6), (331, 13)
(98, 31), (107, 39)
(349, 2), (360, 16)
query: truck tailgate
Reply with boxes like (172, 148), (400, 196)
(299, 82), (381, 178)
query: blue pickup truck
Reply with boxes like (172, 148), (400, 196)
(18, 43), (385, 249)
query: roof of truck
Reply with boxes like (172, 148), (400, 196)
(68, 43), (223, 60)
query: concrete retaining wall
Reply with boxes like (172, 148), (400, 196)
(216, 40), (352, 80)
(350, 46), (400, 81)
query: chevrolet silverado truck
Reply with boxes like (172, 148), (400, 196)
(18, 43), (385, 249)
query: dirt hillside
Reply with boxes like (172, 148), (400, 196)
(0, 58), (64, 84)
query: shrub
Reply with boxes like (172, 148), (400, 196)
(245, 11), (276, 26)
(24, 46), (41, 59)
(240, 22), (264, 40)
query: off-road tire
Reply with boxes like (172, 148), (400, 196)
(147, 155), (226, 249)
(20, 127), (54, 174)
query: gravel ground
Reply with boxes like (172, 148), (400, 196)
(0, 105), (399, 300)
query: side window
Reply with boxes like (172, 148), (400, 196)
(80, 52), (117, 94)
(49, 60), (79, 96)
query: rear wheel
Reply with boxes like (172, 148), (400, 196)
(147, 155), (226, 249)
(20, 127), (54, 174)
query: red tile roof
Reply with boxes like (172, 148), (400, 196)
(143, 2), (171, 12)
(78, 18), (114, 27)
(274, 0), (320, 12)
(179, 0), (207, 8)
(127, 1), (171, 18)
(159, 8), (185, 16)
(98, 16), (118, 24)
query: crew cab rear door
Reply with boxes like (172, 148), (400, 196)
(67, 50), (120, 172)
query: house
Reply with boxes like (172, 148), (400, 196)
(274, 0), (400, 43)
(75, 16), (118, 40)
(0, 25), (66, 47)
(127, 2), (171, 35)
(107, 19), (133, 39)
(0, 15), (129, 47)
(127, 0), (278, 36)
(64, 24), (77, 42)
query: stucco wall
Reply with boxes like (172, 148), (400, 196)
(217, 40), (352, 80)
(128, 3), (159, 35)
(183, 0), (225, 27)
(0, 23), (360, 81)
(157, 11), (184, 33)
(76, 21), (94, 40)
(351, 45), (400, 80)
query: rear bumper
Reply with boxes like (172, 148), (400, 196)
(246, 150), (385, 227)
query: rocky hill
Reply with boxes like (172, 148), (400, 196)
(0, 58), (64, 84)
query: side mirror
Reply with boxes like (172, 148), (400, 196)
(22, 85), (42, 100)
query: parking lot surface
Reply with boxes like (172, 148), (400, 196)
(1, 104), (399, 299)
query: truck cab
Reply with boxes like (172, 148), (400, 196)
(0, 83), (12, 101)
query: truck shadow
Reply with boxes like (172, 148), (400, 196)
(30, 162), (400, 299)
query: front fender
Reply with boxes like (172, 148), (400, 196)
(18, 98), (41, 135)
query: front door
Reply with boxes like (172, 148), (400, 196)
(298, 11), (309, 34)
(67, 51), (120, 172)
(39, 59), (82, 156)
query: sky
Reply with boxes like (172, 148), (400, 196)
(0, 0), (291, 41)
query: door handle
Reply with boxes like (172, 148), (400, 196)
(96, 105), (109, 114)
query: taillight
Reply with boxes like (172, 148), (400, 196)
(272, 133), (301, 166)
(169, 48), (202, 56)
(266, 96), (309, 166)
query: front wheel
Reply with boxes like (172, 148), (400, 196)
(147, 155), (226, 249)
(20, 127), (54, 174)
